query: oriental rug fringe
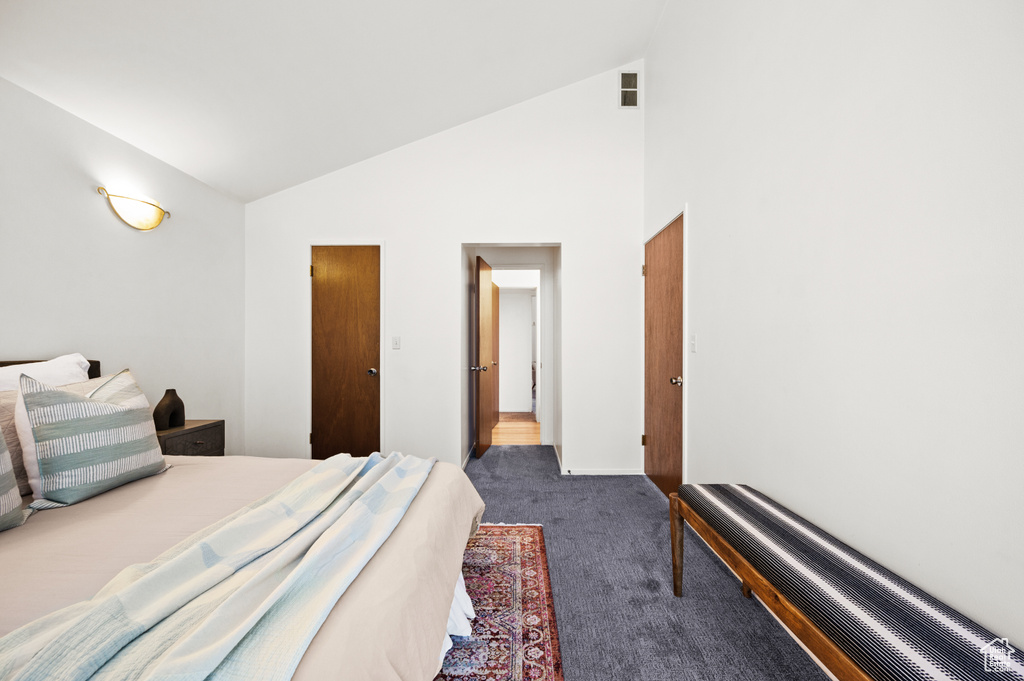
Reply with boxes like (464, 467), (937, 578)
(435, 524), (563, 681)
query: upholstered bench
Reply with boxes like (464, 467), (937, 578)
(670, 484), (1023, 681)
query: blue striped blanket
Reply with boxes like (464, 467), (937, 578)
(0, 452), (435, 681)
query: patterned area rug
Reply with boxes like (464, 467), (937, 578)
(435, 524), (563, 681)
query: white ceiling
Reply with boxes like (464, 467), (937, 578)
(0, 0), (665, 202)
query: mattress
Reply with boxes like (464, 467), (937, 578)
(1, 455), (485, 680)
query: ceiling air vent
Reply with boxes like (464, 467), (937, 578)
(620, 72), (638, 108)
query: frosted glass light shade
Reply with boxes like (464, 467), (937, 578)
(97, 187), (170, 231)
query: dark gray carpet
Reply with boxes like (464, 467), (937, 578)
(464, 445), (829, 681)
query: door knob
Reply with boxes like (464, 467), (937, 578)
(669, 376), (683, 385)
(480, 365), (487, 371)
(367, 368), (378, 376)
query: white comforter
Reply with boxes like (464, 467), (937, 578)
(0, 455), (485, 681)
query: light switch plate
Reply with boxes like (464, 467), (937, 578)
(392, 336), (401, 350)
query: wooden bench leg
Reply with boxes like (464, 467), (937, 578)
(669, 494), (876, 681)
(670, 493), (684, 597)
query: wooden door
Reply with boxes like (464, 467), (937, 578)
(311, 245), (380, 458)
(644, 215), (684, 495)
(475, 257), (497, 457)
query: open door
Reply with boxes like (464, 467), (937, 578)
(644, 215), (684, 495)
(474, 256), (498, 457)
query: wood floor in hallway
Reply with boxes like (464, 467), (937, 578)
(492, 414), (540, 445)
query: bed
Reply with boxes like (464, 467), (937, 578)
(0, 357), (485, 680)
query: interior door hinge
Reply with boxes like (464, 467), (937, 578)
(642, 434), (646, 446)
(642, 265), (646, 276)
(309, 432), (312, 444)
(310, 265), (313, 277)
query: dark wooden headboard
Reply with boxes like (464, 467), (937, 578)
(0, 360), (101, 379)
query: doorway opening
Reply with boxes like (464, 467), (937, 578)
(491, 269), (540, 445)
(461, 244), (563, 468)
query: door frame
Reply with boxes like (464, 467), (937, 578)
(306, 240), (387, 456)
(644, 206), (689, 484)
(461, 245), (562, 469)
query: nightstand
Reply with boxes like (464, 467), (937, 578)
(156, 419), (225, 457)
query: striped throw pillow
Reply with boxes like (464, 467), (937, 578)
(0, 433), (27, 531)
(2, 377), (109, 497)
(15, 370), (167, 508)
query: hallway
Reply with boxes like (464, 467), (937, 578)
(491, 412), (540, 445)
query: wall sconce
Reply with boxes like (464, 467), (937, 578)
(97, 187), (170, 231)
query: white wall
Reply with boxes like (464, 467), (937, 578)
(491, 270), (540, 289)
(532, 294), (539, 364)
(0, 78), (247, 454)
(552, 247), (563, 464)
(645, 0), (1024, 642)
(498, 289), (537, 413)
(245, 63), (645, 474)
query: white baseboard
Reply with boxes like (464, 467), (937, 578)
(561, 467), (643, 475)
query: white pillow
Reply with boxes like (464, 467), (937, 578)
(0, 354), (91, 391)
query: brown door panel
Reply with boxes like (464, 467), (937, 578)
(476, 257), (495, 457)
(312, 245), (381, 459)
(644, 216), (684, 495)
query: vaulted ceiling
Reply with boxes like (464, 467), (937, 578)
(0, 0), (666, 201)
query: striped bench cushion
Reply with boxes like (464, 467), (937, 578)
(680, 484), (1023, 681)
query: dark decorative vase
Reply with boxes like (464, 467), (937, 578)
(153, 389), (185, 430)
